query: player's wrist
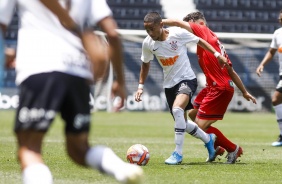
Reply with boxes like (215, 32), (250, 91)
(138, 84), (144, 89)
(68, 23), (83, 37)
(214, 52), (221, 58)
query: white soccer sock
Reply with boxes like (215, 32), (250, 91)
(23, 163), (53, 184)
(85, 146), (142, 183)
(274, 104), (282, 135)
(172, 107), (186, 155)
(186, 119), (210, 143)
(85, 146), (124, 177)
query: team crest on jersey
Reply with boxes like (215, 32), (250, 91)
(179, 83), (187, 91)
(229, 80), (234, 88)
(170, 41), (178, 50)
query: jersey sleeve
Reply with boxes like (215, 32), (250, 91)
(0, 0), (16, 26)
(141, 38), (154, 63)
(270, 30), (278, 49)
(177, 27), (199, 44)
(87, 0), (113, 26)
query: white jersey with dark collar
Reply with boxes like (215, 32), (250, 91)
(0, 0), (112, 85)
(270, 27), (282, 76)
(141, 27), (199, 88)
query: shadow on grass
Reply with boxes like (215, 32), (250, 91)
(181, 162), (248, 165)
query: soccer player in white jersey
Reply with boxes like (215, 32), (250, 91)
(0, 0), (143, 184)
(256, 9), (282, 147)
(134, 12), (228, 165)
(0, 1), (12, 89)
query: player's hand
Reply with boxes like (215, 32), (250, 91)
(256, 65), (264, 77)
(5, 48), (16, 69)
(243, 92), (257, 104)
(112, 83), (126, 111)
(135, 89), (143, 102)
(217, 55), (230, 69)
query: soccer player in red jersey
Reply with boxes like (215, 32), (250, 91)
(163, 11), (256, 163)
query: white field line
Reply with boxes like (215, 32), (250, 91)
(1, 137), (273, 146)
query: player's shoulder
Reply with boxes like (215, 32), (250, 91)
(142, 35), (154, 47)
(168, 26), (185, 32)
(273, 27), (282, 35)
(143, 35), (153, 43)
(168, 26), (190, 36)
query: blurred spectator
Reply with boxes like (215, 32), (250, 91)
(0, 28), (4, 88)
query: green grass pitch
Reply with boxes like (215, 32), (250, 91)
(1, 110), (282, 184)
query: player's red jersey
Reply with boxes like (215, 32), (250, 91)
(189, 23), (234, 91)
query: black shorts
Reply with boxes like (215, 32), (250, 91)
(276, 76), (282, 93)
(14, 72), (91, 133)
(164, 79), (198, 112)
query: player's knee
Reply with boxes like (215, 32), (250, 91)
(172, 107), (186, 129)
(272, 93), (282, 105)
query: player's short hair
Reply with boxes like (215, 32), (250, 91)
(183, 11), (206, 22)
(144, 12), (162, 24)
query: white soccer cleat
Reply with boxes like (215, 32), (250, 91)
(114, 163), (144, 184)
(225, 145), (243, 164)
(271, 135), (282, 147)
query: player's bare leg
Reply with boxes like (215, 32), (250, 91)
(16, 131), (53, 184)
(196, 118), (242, 163)
(188, 109), (197, 122)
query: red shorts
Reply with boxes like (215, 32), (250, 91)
(193, 87), (234, 120)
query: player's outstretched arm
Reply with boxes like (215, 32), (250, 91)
(39, 0), (81, 35)
(228, 67), (256, 104)
(197, 38), (229, 68)
(98, 16), (126, 111)
(162, 19), (193, 33)
(135, 62), (150, 102)
(81, 30), (109, 81)
(256, 48), (277, 77)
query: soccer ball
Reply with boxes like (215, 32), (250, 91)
(126, 144), (150, 166)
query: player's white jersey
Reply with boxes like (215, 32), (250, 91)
(270, 27), (282, 76)
(141, 27), (199, 88)
(0, 0), (112, 85)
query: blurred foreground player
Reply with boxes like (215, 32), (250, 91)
(0, 0), (143, 183)
(256, 9), (282, 147)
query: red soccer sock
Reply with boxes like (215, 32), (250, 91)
(206, 126), (236, 152)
